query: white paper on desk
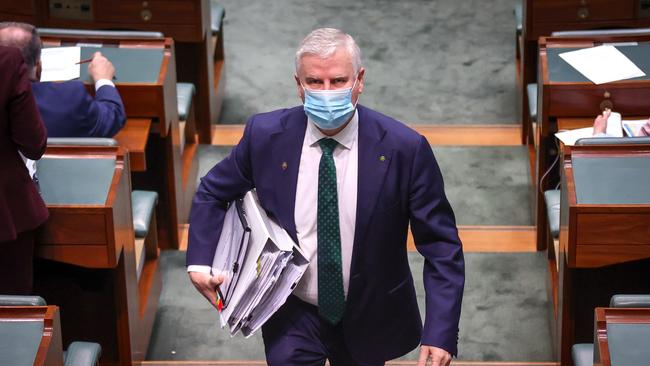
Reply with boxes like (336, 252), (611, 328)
(559, 45), (645, 84)
(622, 119), (650, 137)
(555, 127), (594, 146)
(40, 47), (81, 82)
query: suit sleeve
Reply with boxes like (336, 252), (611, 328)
(8, 51), (47, 160)
(87, 85), (126, 137)
(186, 116), (256, 267)
(409, 135), (465, 356)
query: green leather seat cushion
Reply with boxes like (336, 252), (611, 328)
(177, 82), (196, 121)
(0, 295), (46, 306)
(544, 189), (560, 239)
(610, 294), (650, 308)
(527, 83), (537, 122)
(211, 1), (226, 33)
(64, 341), (101, 366)
(571, 343), (593, 366)
(132, 190), (158, 238)
(47, 138), (117, 146)
(608, 323), (650, 366)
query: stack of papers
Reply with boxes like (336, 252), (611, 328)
(211, 190), (309, 337)
(622, 119), (649, 137)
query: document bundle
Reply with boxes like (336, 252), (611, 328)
(211, 190), (309, 337)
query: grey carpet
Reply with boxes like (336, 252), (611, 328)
(146, 251), (552, 361)
(217, 0), (518, 125)
(196, 144), (533, 226)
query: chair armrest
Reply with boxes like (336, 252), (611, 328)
(611, 294), (650, 308)
(0, 295), (46, 306)
(64, 342), (101, 366)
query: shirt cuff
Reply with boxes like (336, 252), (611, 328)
(95, 79), (115, 91)
(187, 265), (212, 274)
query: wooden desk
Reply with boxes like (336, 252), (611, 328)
(0, 0), (222, 143)
(39, 34), (198, 249)
(551, 146), (650, 366)
(594, 308), (650, 366)
(114, 118), (152, 172)
(534, 35), (650, 251)
(0, 306), (64, 366)
(35, 146), (161, 366)
(518, 0), (650, 144)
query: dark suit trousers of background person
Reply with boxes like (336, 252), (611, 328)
(0, 230), (36, 294)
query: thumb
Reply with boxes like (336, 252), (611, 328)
(210, 273), (225, 287)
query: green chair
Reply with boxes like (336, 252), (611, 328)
(572, 295), (650, 366)
(0, 295), (102, 366)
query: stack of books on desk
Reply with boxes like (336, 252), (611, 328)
(211, 190), (309, 337)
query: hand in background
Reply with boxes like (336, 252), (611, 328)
(87, 51), (115, 82)
(188, 271), (225, 309)
(593, 108), (611, 135)
(417, 345), (451, 366)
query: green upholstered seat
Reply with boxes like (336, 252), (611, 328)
(526, 83), (537, 122)
(610, 295), (650, 308)
(131, 190), (158, 239)
(47, 138), (117, 146)
(211, 1), (226, 34)
(38, 157), (116, 205)
(38, 28), (163, 39)
(0, 295), (46, 306)
(177, 82), (196, 121)
(64, 342), (101, 366)
(514, 1), (522, 35)
(544, 189), (560, 239)
(571, 343), (594, 366)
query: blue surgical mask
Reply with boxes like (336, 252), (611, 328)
(302, 79), (358, 130)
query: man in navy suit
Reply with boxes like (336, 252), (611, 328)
(0, 22), (126, 138)
(187, 28), (464, 366)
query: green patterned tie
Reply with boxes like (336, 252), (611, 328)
(317, 138), (345, 325)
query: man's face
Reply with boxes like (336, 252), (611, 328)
(295, 47), (365, 104)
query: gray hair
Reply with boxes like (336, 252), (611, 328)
(0, 22), (41, 70)
(295, 28), (362, 74)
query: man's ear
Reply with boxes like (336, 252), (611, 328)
(295, 74), (305, 101)
(34, 59), (42, 81)
(356, 67), (365, 94)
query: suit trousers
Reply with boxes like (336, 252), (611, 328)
(262, 295), (384, 366)
(0, 230), (35, 295)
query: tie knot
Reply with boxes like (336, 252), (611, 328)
(318, 138), (338, 155)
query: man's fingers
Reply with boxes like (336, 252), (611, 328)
(417, 348), (430, 366)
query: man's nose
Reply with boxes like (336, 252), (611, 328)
(323, 80), (332, 90)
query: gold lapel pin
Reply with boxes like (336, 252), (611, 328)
(281, 162), (288, 170)
(379, 155), (386, 162)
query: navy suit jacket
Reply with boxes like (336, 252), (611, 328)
(187, 105), (465, 362)
(32, 80), (126, 138)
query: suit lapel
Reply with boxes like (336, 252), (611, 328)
(351, 107), (392, 274)
(269, 111), (307, 245)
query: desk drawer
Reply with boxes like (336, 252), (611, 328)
(548, 85), (650, 117)
(94, 0), (201, 25)
(532, 0), (634, 23)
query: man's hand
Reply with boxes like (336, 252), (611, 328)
(188, 271), (224, 309)
(417, 345), (451, 366)
(87, 51), (115, 82)
(593, 108), (611, 135)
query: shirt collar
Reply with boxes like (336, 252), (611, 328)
(305, 109), (359, 150)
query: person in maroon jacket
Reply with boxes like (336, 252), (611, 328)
(0, 45), (48, 295)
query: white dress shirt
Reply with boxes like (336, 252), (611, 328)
(188, 111), (359, 308)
